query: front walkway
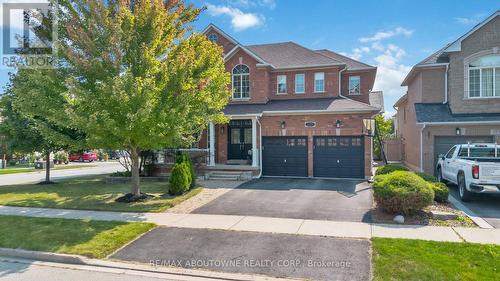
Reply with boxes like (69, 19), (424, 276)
(1, 205), (499, 245)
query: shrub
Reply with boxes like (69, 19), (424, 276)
(373, 171), (434, 215)
(110, 171), (131, 177)
(416, 172), (438, 183)
(169, 162), (191, 195)
(175, 152), (196, 189)
(375, 164), (409, 176)
(429, 182), (449, 203)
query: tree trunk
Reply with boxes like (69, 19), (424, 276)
(130, 148), (141, 196)
(45, 150), (51, 183)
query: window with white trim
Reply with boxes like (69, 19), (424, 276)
(277, 75), (287, 94)
(349, 76), (361, 95)
(314, 72), (325, 92)
(232, 64), (250, 99)
(295, 74), (305, 93)
(468, 54), (500, 98)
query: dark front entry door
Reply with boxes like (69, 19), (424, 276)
(262, 136), (308, 177)
(228, 120), (253, 160)
(313, 136), (365, 178)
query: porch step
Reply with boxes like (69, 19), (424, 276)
(204, 171), (253, 181)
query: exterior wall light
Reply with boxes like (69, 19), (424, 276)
(280, 121), (286, 129)
(220, 126), (225, 134)
(336, 119), (343, 128)
(456, 128), (461, 135)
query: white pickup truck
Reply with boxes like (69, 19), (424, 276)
(436, 143), (500, 201)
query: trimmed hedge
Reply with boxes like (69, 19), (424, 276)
(373, 171), (434, 215)
(168, 162), (191, 195)
(430, 182), (449, 203)
(416, 172), (438, 183)
(375, 164), (409, 176)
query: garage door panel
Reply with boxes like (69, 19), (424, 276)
(262, 137), (308, 177)
(313, 136), (365, 179)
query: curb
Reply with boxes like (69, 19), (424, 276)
(447, 195), (494, 229)
(0, 248), (88, 265)
(0, 248), (300, 281)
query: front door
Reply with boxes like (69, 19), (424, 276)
(228, 120), (253, 160)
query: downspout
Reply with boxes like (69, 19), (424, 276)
(338, 65), (347, 98)
(443, 64), (449, 104)
(256, 116), (263, 178)
(420, 123), (426, 172)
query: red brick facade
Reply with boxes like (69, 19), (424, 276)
(202, 26), (379, 179)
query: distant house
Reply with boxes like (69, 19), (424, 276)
(198, 24), (383, 179)
(394, 11), (500, 174)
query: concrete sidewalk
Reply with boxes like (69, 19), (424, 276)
(1, 205), (499, 245)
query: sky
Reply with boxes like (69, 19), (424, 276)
(1, 0), (498, 118)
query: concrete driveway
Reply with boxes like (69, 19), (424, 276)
(111, 227), (371, 281)
(448, 185), (500, 228)
(193, 178), (373, 222)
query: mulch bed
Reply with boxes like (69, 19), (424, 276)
(115, 193), (156, 203)
(371, 201), (477, 228)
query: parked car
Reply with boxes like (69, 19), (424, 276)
(69, 151), (98, 162)
(436, 143), (500, 201)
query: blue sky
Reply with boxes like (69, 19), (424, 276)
(1, 0), (498, 117)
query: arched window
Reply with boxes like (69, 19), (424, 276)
(468, 54), (500, 98)
(232, 64), (250, 99)
(208, 33), (218, 42)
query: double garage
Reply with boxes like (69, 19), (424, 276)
(262, 136), (365, 179)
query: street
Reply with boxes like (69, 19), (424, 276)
(0, 258), (179, 281)
(0, 161), (124, 186)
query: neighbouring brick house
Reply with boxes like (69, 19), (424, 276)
(194, 24), (383, 179)
(394, 11), (500, 174)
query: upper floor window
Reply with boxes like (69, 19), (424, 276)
(349, 76), (361, 95)
(314, 72), (325, 93)
(468, 54), (500, 98)
(232, 64), (250, 99)
(208, 33), (218, 42)
(295, 74), (305, 94)
(277, 75), (287, 94)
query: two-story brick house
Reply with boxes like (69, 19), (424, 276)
(199, 24), (383, 179)
(394, 11), (500, 174)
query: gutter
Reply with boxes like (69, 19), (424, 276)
(338, 65), (347, 98)
(417, 120), (500, 125)
(420, 123), (426, 172)
(256, 116), (263, 178)
(443, 64), (449, 104)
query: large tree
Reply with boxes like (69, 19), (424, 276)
(1, 71), (85, 183)
(16, 0), (230, 198)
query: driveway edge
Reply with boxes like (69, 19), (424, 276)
(448, 195), (494, 229)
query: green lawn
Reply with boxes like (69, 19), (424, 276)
(0, 176), (202, 212)
(372, 238), (500, 281)
(0, 215), (154, 258)
(0, 164), (98, 175)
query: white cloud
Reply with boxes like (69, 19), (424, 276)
(455, 17), (478, 25)
(341, 46), (370, 60)
(373, 43), (411, 97)
(206, 4), (264, 31)
(359, 27), (413, 43)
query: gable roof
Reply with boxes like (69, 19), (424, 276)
(245, 42), (344, 69)
(202, 24), (240, 46)
(315, 49), (376, 70)
(444, 10), (500, 53)
(401, 11), (500, 86)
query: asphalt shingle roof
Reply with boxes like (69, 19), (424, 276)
(223, 97), (380, 115)
(415, 103), (500, 123)
(245, 42), (342, 69)
(315, 49), (375, 70)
